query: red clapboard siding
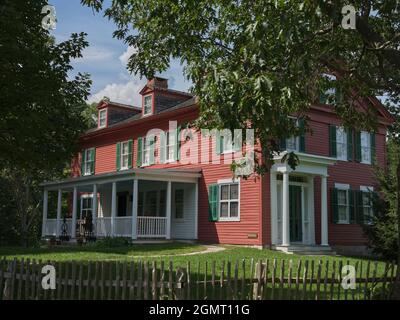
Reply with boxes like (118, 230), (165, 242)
(71, 100), (389, 247)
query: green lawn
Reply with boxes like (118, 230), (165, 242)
(0, 242), (207, 261)
(0, 244), (395, 300)
(0, 243), (391, 277)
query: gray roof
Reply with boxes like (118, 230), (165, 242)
(86, 96), (198, 134)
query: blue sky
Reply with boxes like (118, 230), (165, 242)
(51, 0), (191, 106)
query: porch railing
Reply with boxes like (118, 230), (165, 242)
(137, 216), (167, 238)
(114, 217), (132, 237)
(44, 218), (72, 237)
(96, 217), (111, 237)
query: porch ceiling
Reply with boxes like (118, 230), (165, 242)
(40, 168), (202, 191)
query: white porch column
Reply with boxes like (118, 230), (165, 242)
(194, 181), (198, 240)
(282, 171), (290, 246)
(111, 182), (117, 237)
(56, 189), (62, 237)
(166, 181), (172, 240)
(320, 175), (329, 246)
(307, 175), (316, 245)
(71, 187), (78, 238)
(92, 184), (98, 235)
(131, 179), (138, 240)
(41, 190), (48, 237)
(270, 172), (278, 244)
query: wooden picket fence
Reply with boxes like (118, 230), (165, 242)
(0, 257), (397, 300)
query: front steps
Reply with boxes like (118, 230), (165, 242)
(272, 244), (336, 255)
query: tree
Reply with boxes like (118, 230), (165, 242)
(364, 139), (399, 260)
(0, 0), (91, 245)
(82, 0), (399, 296)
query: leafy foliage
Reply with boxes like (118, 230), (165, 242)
(0, 0), (92, 245)
(364, 139), (399, 260)
(82, 0), (399, 173)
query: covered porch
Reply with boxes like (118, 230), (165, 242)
(41, 168), (200, 240)
(270, 152), (336, 254)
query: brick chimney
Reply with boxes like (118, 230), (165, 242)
(147, 77), (168, 89)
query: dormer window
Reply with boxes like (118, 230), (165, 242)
(143, 95), (153, 115)
(98, 109), (107, 128)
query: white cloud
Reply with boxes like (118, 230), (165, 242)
(87, 79), (145, 106)
(119, 46), (138, 66)
(76, 47), (114, 63)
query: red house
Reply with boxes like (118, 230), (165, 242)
(41, 77), (393, 254)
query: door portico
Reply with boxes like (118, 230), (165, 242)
(270, 152), (336, 250)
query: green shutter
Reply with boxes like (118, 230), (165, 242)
(370, 133), (376, 163)
(80, 150), (86, 176)
(331, 188), (338, 223)
(91, 148), (95, 174)
(175, 126), (181, 161)
(136, 137), (142, 167)
(299, 119), (306, 152)
(335, 87), (342, 104)
(208, 184), (219, 222)
(347, 129), (353, 161)
(128, 139), (133, 169)
(149, 136), (155, 165)
(216, 131), (222, 155)
(160, 132), (166, 164)
(279, 137), (287, 151)
(329, 125), (337, 157)
(116, 142), (121, 171)
(355, 131), (361, 162)
(349, 190), (356, 223)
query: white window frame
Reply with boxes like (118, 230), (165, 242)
(120, 140), (130, 170)
(221, 134), (234, 154)
(336, 126), (348, 161)
(143, 95), (153, 116)
(141, 136), (153, 166)
(83, 148), (95, 176)
(165, 130), (176, 162)
(98, 109), (107, 128)
(360, 185), (374, 223)
(80, 194), (93, 220)
(218, 178), (240, 221)
(335, 183), (350, 224)
(360, 131), (372, 164)
(286, 117), (299, 152)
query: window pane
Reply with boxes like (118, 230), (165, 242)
(286, 137), (297, 151)
(337, 190), (347, 205)
(220, 202), (229, 217)
(338, 206), (348, 222)
(362, 147), (371, 163)
(221, 185), (229, 200)
(230, 184), (239, 200)
(122, 154), (128, 168)
(230, 202), (238, 217)
(361, 132), (370, 147)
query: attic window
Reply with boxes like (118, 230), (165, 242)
(98, 109), (107, 128)
(143, 95), (153, 115)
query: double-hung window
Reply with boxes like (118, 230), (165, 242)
(336, 126), (348, 161)
(360, 131), (371, 164)
(360, 186), (374, 223)
(98, 109), (107, 128)
(80, 195), (93, 219)
(121, 141), (130, 169)
(219, 182), (240, 220)
(174, 189), (184, 219)
(336, 183), (350, 224)
(166, 131), (176, 162)
(143, 95), (152, 116)
(142, 136), (152, 166)
(82, 148), (95, 176)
